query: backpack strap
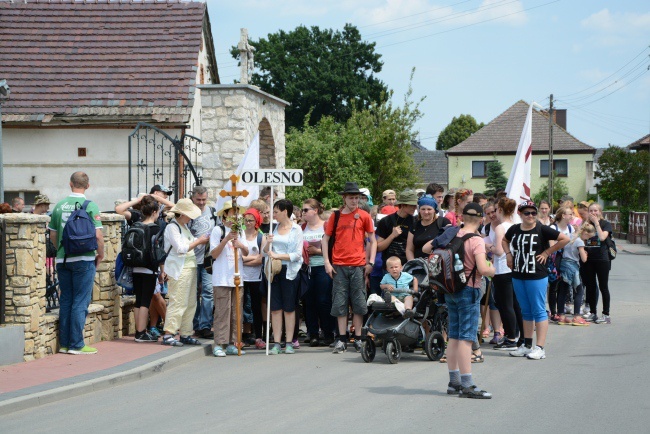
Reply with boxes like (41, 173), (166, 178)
(81, 199), (91, 211)
(257, 231), (263, 251)
(460, 233), (480, 285)
(166, 220), (181, 255)
(210, 206), (218, 226)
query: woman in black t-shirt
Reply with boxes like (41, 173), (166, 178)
(582, 203), (613, 324)
(503, 200), (569, 360)
(406, 195), (451, 260)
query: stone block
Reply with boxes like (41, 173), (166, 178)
(99, 272), (112, 287)
(216, 107), (228, 117)
(10, 276), (30, 287)
(215, 129), (233, 141)
(9, 240), (32, 248)
(24, 339), (34, 354)
(18, 225), (32, 239)
(232, 108), (248, 120)
(227, 120), (246, 129)
(15, 249), (36, 276)
(12, 295), (30, 307)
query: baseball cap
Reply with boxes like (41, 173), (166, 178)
(462, 202), (484, 217)
(33, 194), (51, 205)
(150, 184), (173, 195)
(517, 200), (538, 212)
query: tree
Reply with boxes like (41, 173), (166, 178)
(596, 145), (649, 231)
(232, 24), (388, 131)
(532, 171), (569, 210)
(436, 114), (484, 151)
(285, 72), (423, 208)
(484, 159), (507, 197)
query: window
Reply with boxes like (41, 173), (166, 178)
(472, 161), (491, 178)
(540, 159), (568, 177)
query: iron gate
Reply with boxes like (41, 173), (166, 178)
(128, 122), (203, 200)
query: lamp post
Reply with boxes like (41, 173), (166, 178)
(0, 79), (10, 203)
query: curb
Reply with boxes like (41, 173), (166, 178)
(0, 344), (211, 416)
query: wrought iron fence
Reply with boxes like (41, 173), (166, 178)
(628, 212), (648, 245)
(45, 230), (59, 312)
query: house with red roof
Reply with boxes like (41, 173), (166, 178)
(0, 0), (219, 210)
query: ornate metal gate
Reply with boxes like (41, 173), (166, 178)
(128, 122), (203, 200)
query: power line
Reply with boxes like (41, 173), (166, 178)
(563, 67), (649, 109)
(377, 0), (560, 49)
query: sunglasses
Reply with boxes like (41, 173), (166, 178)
(301, 208), (313, 213)
(522, 211), (538, 216)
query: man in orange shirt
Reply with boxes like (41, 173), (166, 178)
(322, 182), (377, 354)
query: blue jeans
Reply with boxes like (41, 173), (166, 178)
(57, 260), (96, 350)
(193, 265), (214, 331)
(446, 285), (480, 342)
(304, 266), (336, 339)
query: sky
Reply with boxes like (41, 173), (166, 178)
(207, 0), (650, 150)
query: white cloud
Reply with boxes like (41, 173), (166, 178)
(578, 68), (611, 83)
(581, 8), (650, 46)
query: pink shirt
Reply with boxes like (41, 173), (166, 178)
(457, 229), (486, 288)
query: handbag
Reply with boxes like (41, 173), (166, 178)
(604, 236), (617, 261)
(264, 257), (282, 283)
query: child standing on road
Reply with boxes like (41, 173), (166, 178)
(380, 256), (418, 318)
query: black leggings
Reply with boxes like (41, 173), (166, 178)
(133, 272), (156, 309)
(492, 273), (523, 341)
(582, 261), (611, 316)
(247, 280), (266, 340)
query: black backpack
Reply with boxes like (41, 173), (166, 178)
(122, 222), (156, 268)
(204, 223), (225, 275)
(151, 221), (178, 266)
(426, 229), (479, 295)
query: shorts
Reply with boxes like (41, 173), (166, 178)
(392, 292), (411, 302)
(270, 266), (298, 312)
(331, 265), (367, 317)
(446, 285), (480, 342)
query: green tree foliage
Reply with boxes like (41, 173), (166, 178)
(232, 24), (387, 131)
(532, 171), (569, 210)
(596, 146), (649, 232)
(285, 74), (423, 208)
(436, 114), (484, 151)
(484, 159), (508, 197)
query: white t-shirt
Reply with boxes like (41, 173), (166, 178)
(493, 221), (513, 275)
(209, 226), (244, 287)
(242, 236), (262, 282)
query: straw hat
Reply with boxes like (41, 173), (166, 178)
(170, 198), (201, 219)
(217, 200), (247, 217)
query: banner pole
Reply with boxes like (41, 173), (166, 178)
(265, 188), (274, 355)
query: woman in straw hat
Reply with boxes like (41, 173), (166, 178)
(210, 201), (249, 357)
(161, 198), (210, 346)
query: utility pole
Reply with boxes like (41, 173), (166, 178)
(548, 94), (554, 208)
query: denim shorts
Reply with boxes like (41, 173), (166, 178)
(446, 285), (480, 342)
(331, 265), (367, 317)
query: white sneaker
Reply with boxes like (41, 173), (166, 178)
(584, 313), (598, 322)
(526, 345), (546, 360)
(509, 344), (532, 357)
(565, 305), (573, 315)
(595, 315), (611, 324)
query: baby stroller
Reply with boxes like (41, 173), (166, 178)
(360, 258), (446, 364)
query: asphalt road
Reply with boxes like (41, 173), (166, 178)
(3, 252), (649, 433)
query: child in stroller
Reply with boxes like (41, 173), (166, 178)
(361, 258), (446, 364)
(380, 256), (418, 318)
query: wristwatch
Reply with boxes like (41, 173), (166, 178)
(367, 262), (375, 267)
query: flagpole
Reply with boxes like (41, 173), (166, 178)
(265, 188), (274, 356)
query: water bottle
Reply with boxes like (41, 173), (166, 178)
(454, 253), (466, 283)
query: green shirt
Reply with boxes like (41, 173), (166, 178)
(48, 193), (102, 262)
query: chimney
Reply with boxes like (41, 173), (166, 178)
(554, 109), (567, 130)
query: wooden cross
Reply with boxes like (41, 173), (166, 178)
(219, 174), (249, 200)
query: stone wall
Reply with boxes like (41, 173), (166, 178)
(0, 212), (125, 361)
(198, 84), (287, 198)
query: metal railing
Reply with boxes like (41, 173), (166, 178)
(45, 230), (59, 312)
(628, 212), (648, 245)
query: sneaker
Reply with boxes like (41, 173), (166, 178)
(255, 338), (266, 349)
(550, 314), (561, 323)
(353, 339), (362, 352)
(493, 339), (517, 351)
(584, 313), (598, 322)
(447, 382), (462, 395)
(332, 339), (347, 354)
(135, 331), (158, 343)
(509, 344), (532, 357)
(291, 339), (300, 349)
(58, 347), (68, 354)
(458, 385), (492, 399)
(197, 329), (214, 339)
(269, 343), (281, 355)
(527, 345), (546, 360)
(68, 345), (98, 355)
(557, 317), (572, 325)
(148, 327), (161, 338)
(225, 344), (245, 355)
(285, 343), (295, 354)
(403, 309), (415, 319)
(572, 316), (590, 326)
(565, 304), (574, 315)
(310, 337), (319, 347)
(595, 315), (611, 324)
(213, 345), (226, 357)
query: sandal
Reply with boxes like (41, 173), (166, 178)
(489, 332), (501, 344)
(439, 355), (447, 363)
(162, 336), (184, 347)
(481, 328), (490, 338)
(471, 352), (484, 363)
(180, 336), (201, 345)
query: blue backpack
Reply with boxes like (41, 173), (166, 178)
(61, 200), (98, 261)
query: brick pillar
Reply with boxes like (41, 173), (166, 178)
(1, 214), (49, 361)
(94, 213), (124, 340)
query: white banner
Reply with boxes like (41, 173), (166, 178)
(506, 103), (533, 207)
(214, 133), (260, 212)
(240, 169), (304, 186)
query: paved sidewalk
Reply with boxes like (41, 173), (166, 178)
(616, 238), (650, 255)
(0, 336), (211, 416)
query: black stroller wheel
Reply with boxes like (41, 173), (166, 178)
(425, 331), (445, 361)
(385, 340), (401, 364)
(361, 339), (376, 363)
